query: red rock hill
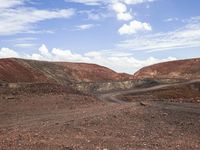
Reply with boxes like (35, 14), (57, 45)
(0, 58), (133, 84)
(134, 58), (200, 80)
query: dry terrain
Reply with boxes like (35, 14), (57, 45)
(134, 58), (200, 80)
(0, 58), (200, 150)
(0, 58), (133, 84)
(118, 80), (200, 103)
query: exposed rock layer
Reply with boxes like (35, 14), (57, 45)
(0, 58), (133, 84)
(134, 58), (200, 80)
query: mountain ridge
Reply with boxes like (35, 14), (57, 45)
(0, 58), (133, 84)
(133, 58), (200, 80)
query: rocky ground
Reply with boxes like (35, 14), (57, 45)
(119, 80), (200, 103)
(133, 58), (200, 80)
(1, 81), (200, 150)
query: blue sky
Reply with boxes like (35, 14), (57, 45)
(0, 0), (199, 73)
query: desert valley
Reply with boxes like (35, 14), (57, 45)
(0, 0), (200, 149)
(0, 57), (200, 150)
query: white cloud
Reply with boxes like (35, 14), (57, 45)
(119, 20), (152, 35)
(164, 17), (179, 22)
(0, 4), (75, 35)
(65, 0), (155, 6)
(8, 37), (37, 42)
(39, 44), (49, 55)
(65, 0), (104, 5)
(79, 9), (111, 21)
(118, 17), (200, 52)
(0, 44), (176, 73)
(112, 2), (133, 21)
(0, 0), (24, 8)
(67, 0), (154, 21)
(112, 2), (127, 13)
(88, 12), (106, 20)
(83, 50), (176, 73)
(0, 48), (19, 58)
(117, 12), (132, 21)
(124, 0), (155, 5)
(84, 51), (103, 58)
(52, 48), (90, 62)
(30, 53), (45, 60)
(76, 24), (96, 30)
(14, 43), (36, 48)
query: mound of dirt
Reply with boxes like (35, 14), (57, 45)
(0, 58), (133, 85)
(0, 83), (78, 96)
(134, 58), (200, 80)
(0, 58), (50, 83)
(56, 62), (133, 82)
(120, 81), (200, 103)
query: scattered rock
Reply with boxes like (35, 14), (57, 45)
(163, 113), (168, 116)
(140, 102), (147, 106)
(113, 115), (117, 118)
(87, 140), (90, 143)
(168, 131), (173, 135)
(6, 96), (15, 100)
(64, 146), (73, 150)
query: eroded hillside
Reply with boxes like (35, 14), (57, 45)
(0, 58), (133, 84)
(134, 58), (200, 80)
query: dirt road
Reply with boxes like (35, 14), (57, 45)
(1, 80), (200, 149)
(98, 79), (200, 104)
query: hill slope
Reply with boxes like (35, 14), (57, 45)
(134, 58), (200, 80)
(0, 58), (133, 84)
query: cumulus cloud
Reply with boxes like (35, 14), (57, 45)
(0, 48), (19, 58)
(51, 48), (90, 62)
(118, 17), (200, 52)
(39, 44), (49, 56)
(118, 20), (152, 35)
(0, 44), (176, 73)
(112, 2), (132, 21)
(116, 13), (132, 21)
(112, 2), (127, 13)
(84, 50), (176, 73)
(0, 0), (153, 36)
(67, 0), (154, 21)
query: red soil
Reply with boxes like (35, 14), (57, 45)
(0, 58), (133, 84)
(0, 59), (50, 83)
(134, 58), (200, 80)
(56, 62), (133, 82)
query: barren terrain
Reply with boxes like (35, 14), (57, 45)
(0, 58), (200, 149)
(1, 80), (200, 149)
(0, 58), (133, 84)
(134, 58), (200, 80)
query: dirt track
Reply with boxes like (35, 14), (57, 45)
(1, 80), (200, 149)
(98, 79), (200, 103)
